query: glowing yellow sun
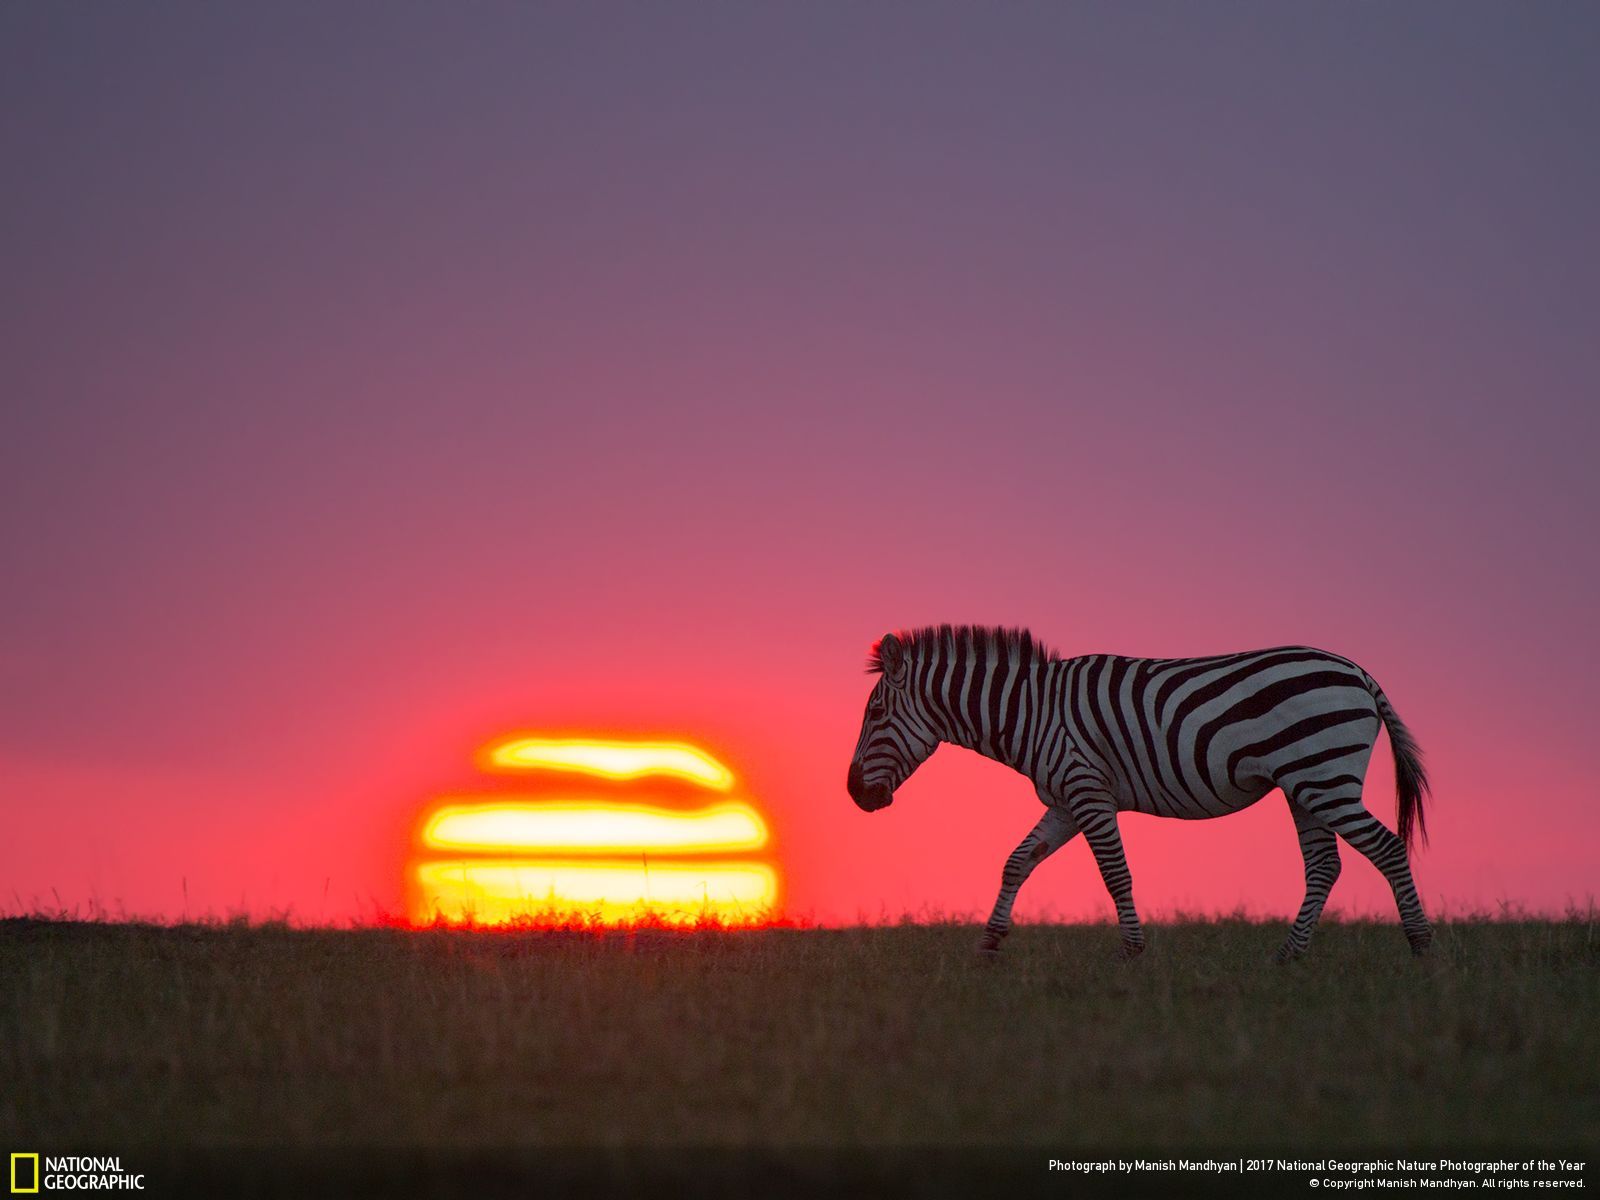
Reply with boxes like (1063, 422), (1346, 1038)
(409, 737), (778, 927)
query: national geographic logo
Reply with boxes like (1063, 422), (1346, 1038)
(7, 1156), (36, 1194)
(9, 1155), (144, 1191)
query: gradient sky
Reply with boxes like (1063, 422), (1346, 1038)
(3, 3), (1596, 926)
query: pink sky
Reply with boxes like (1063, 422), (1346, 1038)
(2, 5), (1596, 926)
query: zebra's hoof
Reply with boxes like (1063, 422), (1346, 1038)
(1409, 935), (1434, 958)
(1118, 941), (1145, 962)
(1272, 943), (1304, 965)
(975, 934), (1003, 962)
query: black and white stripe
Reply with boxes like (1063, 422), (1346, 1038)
(846, 625), (1432, 961)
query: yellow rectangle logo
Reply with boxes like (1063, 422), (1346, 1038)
(9, 1153), (40, 1194)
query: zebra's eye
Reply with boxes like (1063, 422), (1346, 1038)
(868, 697), (887, 718)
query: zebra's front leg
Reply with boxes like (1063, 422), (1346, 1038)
(977, 807), (1077, 959)
(1274, 799), (1341, 963)
(1074, 799), (1145, 959)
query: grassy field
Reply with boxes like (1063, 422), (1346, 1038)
(3, 914), (1596, 1160)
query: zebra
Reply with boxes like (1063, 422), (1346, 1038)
(846, 625), (1432, 961)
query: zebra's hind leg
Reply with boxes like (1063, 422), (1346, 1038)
(978, 807), (1077, 960)
(1274, 799), (1341, 963)
(1072, 798), (1145, 959)
(1304, 787), (1432, 955)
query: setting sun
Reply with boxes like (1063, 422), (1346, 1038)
(411, 736), (778, 927)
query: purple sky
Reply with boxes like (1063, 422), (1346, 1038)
(2, 4), (1596, 924)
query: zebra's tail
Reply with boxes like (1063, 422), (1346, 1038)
(1363, 674), (1430, 855)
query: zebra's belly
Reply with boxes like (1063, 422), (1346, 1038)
(1119, 775), (1276, 819)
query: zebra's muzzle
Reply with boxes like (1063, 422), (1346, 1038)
(847, 762), (893, 812)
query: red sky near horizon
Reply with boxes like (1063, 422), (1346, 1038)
(3, 6), (1597, 927)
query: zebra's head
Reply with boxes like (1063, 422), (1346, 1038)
(848, 632), (940, 812)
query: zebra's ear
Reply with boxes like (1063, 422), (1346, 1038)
(878, 633), (909, 688)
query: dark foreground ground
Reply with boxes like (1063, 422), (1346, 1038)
(2, 916), (1595, 1195)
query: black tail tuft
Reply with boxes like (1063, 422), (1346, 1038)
(1371, 684), (1430, 855)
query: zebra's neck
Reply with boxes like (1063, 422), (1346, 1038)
(918, 657), (1053, 774)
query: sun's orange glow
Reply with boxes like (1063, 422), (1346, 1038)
(480, 737), (735, 790)
(410, 734), (779, 928)
(421, 800), (768, 855)
(413, 859), (778, 926)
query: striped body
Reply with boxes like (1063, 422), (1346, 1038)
(1014, 648), (1387, 820)
(847, 626), (1432, 961)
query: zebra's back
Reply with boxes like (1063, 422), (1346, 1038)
(1056, 646), (1384, 818)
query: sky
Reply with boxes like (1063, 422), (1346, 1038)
(2, 2), (1596, 927)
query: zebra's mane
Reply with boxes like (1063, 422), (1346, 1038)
(865, 624), (1061, 675)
